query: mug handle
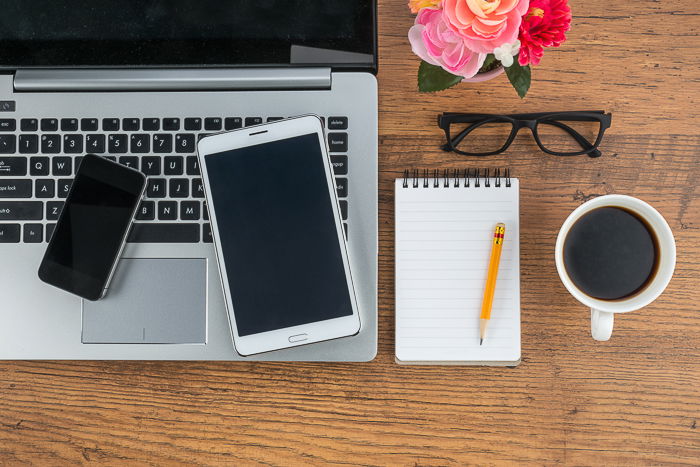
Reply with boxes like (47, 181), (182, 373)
(591, 308), (614, 341)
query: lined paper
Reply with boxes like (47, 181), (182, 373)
(395, 177), (520, 365)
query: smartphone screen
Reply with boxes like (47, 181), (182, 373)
(203, 133), (355, 337)
(38, 155), (146, 300)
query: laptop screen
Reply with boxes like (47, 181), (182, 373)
(0, 0), (376, 71)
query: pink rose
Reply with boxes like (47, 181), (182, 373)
(443, 0), (530, 54)
(408, 8), (486, 78)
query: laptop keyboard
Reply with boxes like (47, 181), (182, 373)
(0, 116), (350, 243)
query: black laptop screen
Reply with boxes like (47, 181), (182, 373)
(0, 0), (375, 71)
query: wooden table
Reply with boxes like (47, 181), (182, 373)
(2, 1), (699, 464)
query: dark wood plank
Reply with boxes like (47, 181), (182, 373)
(1, 0), (699, 464)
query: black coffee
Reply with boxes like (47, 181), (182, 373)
(563, 206), (658, 300)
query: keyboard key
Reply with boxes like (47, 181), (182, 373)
(203, 223), (213, 243)
(52, 157), (72, 176)
(0, 201), (43, 220)
(186, 156), (200, 175)
(192, 178), (205, 198)
(164, 156), (184, 175)
(19, 135), (39, 154)
(86, 134), (106, 153)
(163, 118), (180, 131)
(225, 117), (242, 130)
(46, 223), (56, 241)
(185, 118), (202, 131)
(245, 117), (263, 127)
(23, 223), (43, 243)
(0, 179), (31, 198)
(340, 200), (348, 220)
(0, 135), (16, 153)
(41, 134), (60, 154)
(146, 178), (166, 198)
(158, 201), (178, 220)
(122, 118), (140, 131)
(63, 134), (83, 154)
(75, 156), (83, 171)
(331, 155), (348, 175)
(40, 118), (58, 132)
(130, 134), (150, 153)
(169, 178), (189, 198)
(143, 118), (160, 131)
(35, 179), (55, 198)
(335, 178), (348, 198)
(119, 156), (138, 170)
(46, 201), (64, 220)
(128, 223), (199, 243)
(0, 224), (20, 243)
(30, 157), (49, 176)
(153, 134), (173, 153)
(328, 133), (348, 152)
(81, 118), (98, 131)
(175, 134), (195, 153)
(328, 116), (348, 130)
(20, 119), (38, 131)
(266, 117), (284, 122)
(204, 117), (222, 130)
(0, 119), (16, 131)
(180, 201), (200, 220)
(60, 118), (78, 131)
(135, 200), (155, 220)
(102, 118), (120, 131)
(141, 156), (161, 176)
(57, 179), (73, 198)
(0, 157), (27, 176)
(203, 201), (209, 220)
(108, 134), (127, 153)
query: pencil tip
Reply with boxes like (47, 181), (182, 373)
(480, 338), (483, 346)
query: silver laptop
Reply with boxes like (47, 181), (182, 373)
(0, 0), (377, 360)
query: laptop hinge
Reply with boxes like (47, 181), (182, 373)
(13, 68), (332, 92)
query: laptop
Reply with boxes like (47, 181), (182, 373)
(0, 0), (377, 361)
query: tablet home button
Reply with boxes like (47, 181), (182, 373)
(288, 333), (308, 343)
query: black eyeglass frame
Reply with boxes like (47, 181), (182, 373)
(438, 111), (612, 158)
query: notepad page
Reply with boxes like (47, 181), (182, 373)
(395, 178), (520, 364)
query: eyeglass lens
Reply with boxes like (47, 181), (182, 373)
(535, 117), (602, 154)
(449, 119), (513, 154)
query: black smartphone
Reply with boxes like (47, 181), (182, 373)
(38, 154), (146, 301)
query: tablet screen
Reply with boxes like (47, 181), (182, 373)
(204, 133), (353, 336)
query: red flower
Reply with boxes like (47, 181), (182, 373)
(518, 0), (572, 66)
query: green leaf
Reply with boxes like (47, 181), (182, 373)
(418, 61), (463, 93)
(478, 54), (499, 74)
(504, 57), (531, 98)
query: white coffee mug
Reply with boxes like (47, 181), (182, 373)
(555, 195), (676, 341)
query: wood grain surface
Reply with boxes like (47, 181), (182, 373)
(2, 1), (699, 465)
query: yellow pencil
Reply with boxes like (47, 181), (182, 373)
(480, 223), (505, 345)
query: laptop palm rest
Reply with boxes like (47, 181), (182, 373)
(82, 258), (207, 344)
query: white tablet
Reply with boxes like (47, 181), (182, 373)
(197, 116), (361, 356)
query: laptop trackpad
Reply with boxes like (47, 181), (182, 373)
(82, 258), (206, 344)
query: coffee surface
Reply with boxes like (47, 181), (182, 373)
(564, 207), (658, 300)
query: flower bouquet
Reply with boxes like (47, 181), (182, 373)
(408, 0), (572, 97)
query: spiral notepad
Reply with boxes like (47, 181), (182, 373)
(395, 169), (520, 366)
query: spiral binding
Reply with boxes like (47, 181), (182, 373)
(402, 168), (511, 188)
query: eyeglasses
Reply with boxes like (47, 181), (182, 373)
(438, 111), (612, 158)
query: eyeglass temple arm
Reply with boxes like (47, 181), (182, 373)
(540, 120), (602, 157)
(442, 123), (477, 151)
